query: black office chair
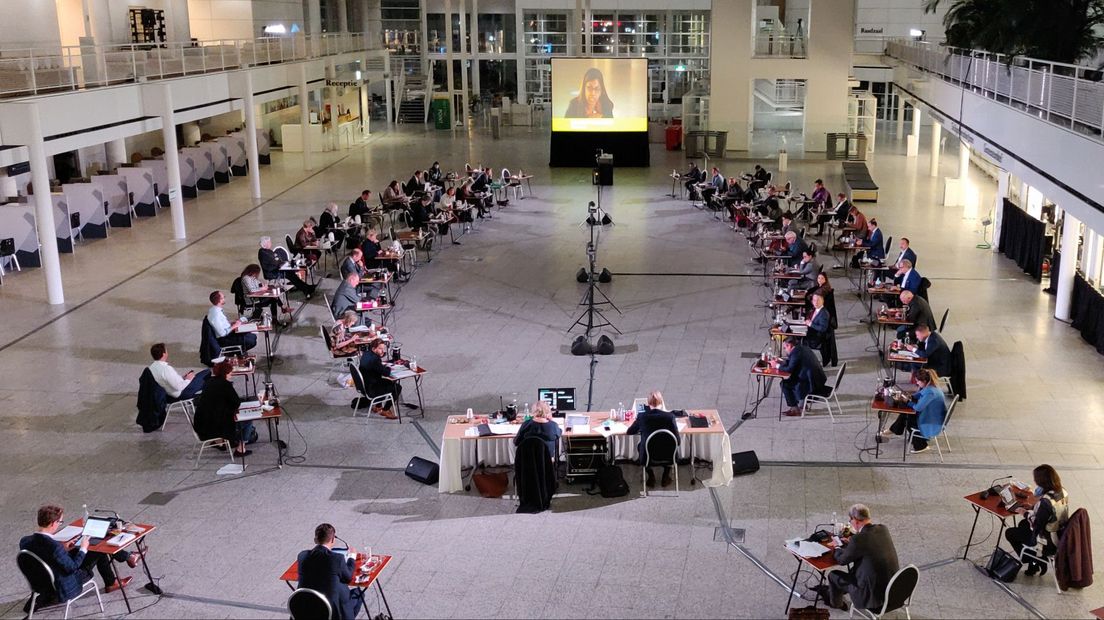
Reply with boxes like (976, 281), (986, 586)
(515, 436), (555, 513)
(18, 550), (103, 619)
(287, 587), (332, 620)
(0, 237), (19, 273)
(284, 233), (298, 256)
(918, 277), (932, 302)
(642, 429), (680, 497)
(939, 308), (949, 332)
(69, 212), (82, 241)
(884, 235), (893, 256)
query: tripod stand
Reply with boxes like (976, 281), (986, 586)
(569, 222), (621, 335)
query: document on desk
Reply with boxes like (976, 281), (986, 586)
(237, 322), (258, 333)
(676, 420), (688, 432)
(349, 325), (371, 333)
(51, 525), (83, 542)
(488, 424), (520, 435)
(596, 422), (628, 437)
(389, 367), (416, 379)
(786, 538), (830, 558)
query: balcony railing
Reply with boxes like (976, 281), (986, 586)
(886, 39), (1104, 143)
(0, 32), (371, 99)
(754, 34), (806, 59)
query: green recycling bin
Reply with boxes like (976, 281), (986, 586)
(431, 97), (451, 129)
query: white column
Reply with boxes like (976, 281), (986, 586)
(327, 58), (339, 149)
(338, 0), (349, 33)
(361, 54), (370, 135)
(959, 140), (970, 180)
(896, 94), (906, 139)
(27, 104), (64, 304)
(299, 65), (313, 170)
(1055, 213), (1081, 321)
(514, 8), (526, 104)
(160, 84), (186, 240)
(445, 0), (456, 127)
(308, 0), (322, 55)
(458, 0), (469, 126)
(471, 0), (481, 103)
(105, 138), (127, 170)
(928, 121), (942, 177)
(384, 75), (393, 126)
(573, 0), (584, 55)
(242, 71), (262, 200)
(906, 105), (921, 157)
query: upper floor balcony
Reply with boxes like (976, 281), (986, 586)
(0, 32), (377, 101)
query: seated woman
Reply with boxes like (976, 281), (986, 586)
(317, 203), (345, 248)
(331, 310), (370, 356)
(193, 361), (256, 457)
(294, 219), (321, 265)
(806, 271), (833, 314)
(881, 368), (946, 453)
(241, 263), (291, 325)
(382, 180), (409, 210)
(1005, 464), (1070, 576)
(514, 401), (563, 460)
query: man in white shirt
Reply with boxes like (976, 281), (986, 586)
(207, 291), (257, 352)
(148, 343), (209, 401)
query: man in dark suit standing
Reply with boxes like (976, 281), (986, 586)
(19, 505), (137, 608)
(775, 337), (828, 416)
(822, 504), (900, 612)
(358, 339), (399, 419)
(626, 390), (680, 487)
(297, 523), (362, 620)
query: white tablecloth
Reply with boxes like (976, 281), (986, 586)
(439, 426), (733, 493)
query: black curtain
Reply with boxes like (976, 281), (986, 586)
(1070, 273), (1104, 355)
(998, 199), (1046, 281)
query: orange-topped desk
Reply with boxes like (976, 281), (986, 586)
(280, 552), (393, 617)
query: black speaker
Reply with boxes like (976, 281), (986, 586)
(576, 268), (588, 283)
(595, 334), (615, 355)
(598, 268), (612, 283)
(571, 335), (592, 356)
(601, 214), (613, 225)
(586, 215), (598, 225)
(404, 456), (439, 485)
(731, 450), (760, 476)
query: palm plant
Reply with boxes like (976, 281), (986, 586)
(923, 0), (1104, 64)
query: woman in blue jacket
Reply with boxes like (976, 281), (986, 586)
(881, 369), (946, 453)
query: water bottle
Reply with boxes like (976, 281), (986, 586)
(523, 402), (530, 416)
(618, 402), (625, 418)
(263, 308), (271, 328)
(465, 407), (474, 422)
(610, 408), (617, 423)
(83, 504), (89, 524)
(411, 355), (418, 371)
(832, 511), (839, 534)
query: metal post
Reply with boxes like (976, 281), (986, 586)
(160, 83), (187, 240)
(243, 71), (262, 200)
(27, 103), (65, 304)
(1055, 213), (1081, 321)
(299, 65), (313, 170)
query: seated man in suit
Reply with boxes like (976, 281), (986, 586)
(909, 324), (951, 377)
(148, 342), (209, 402)
(700, 167), (725, 205)
(19, 504), (139, 609)
(683, 162), (703, 196)
(893, 259), (921, 294)
(820, 504), (900, 612)
(851, 218), (886, 267)
(258, 236), (315, 298)
(206, 291), (257, 352)
(815, 192), (851, 236)
(783, 231), (808, 267)
(330, 273), (363, 322)
(893, 237), (917, 270)
(349, 189), (373, 218)
(358, 339), (399, 419)
(897, 289), (935, 338)
(339, 249), (367, 280)
(297, 523), (362, 620)
(626, 391), (680, 488)
(810, 178), (830, 209)
(789, 248), (820, 290)
(774, 337), (828, 417)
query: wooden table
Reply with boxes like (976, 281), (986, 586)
(235, 404), (284, 467)
(280, 552), (393, 618)
(769, 325), (807, 357)
(962, 489), (1037, 561)
(829, 241), (863, 278)
(69, 518), (160, 611)
(382, 361), (426, 421)
(886, 349), (925, 384)
(875, 311), (912, 357)
(228, 355), (259, 395)
(361, 269), (394, 303)
(355, 299), (393, 325)
(238, 318), (276, 371)
(870, 395), (915, 460)
(784, 540), (839, 615)
(748, 362), (790, 420)
(864, 283), (901, 318)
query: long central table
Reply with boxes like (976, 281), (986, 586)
(439, 409), (734, 493)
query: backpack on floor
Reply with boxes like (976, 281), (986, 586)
(587, 464), (629, 498)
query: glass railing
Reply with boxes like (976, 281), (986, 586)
(886, 39), (1104, 142)
(754, 34), (806, 58)
(0, 32), (372, 99)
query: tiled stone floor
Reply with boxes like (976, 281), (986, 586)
(0, 121), (1101, 619)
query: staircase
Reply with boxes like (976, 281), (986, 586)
(397, 74), (428, 124)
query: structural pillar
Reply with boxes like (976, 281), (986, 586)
(337, 0), (349, 33)
(360, 55), (370, 135)
(299, 65), (313, 170)
(327, 58), (339, 149)
(26, 104), (64, 304)
(308, 0), (322, 55)
(928, 121), (942, 177)
(105, 138), (127, 170)
(458, 0), (469, 126)
(906, 105), (920, 156)
(445, 0), (456, 128)
(160, 84), (186, 240)
(471, 0), (481, 102)
(242, 71), (262, 200)
(1055, 212), (1081, 321)
(896, 94), (906, 139)
(959, 140), (970, 180)
(384, 75), (393, 126)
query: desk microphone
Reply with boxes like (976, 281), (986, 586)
(92, 509), (123, 528)
(980, 475), (1013, 499)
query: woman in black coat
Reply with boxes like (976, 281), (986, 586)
(193, 361), (252, 456)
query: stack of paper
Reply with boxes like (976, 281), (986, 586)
(785, 538), (830, 558)
(488, 424), (520, 435)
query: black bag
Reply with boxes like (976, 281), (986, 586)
(732, 450), (761, 476)
(587, 464), (629, 498)
(986, 547), (1022, 582)
(788, 605), (829, 620)
(404, 456), (439, 485)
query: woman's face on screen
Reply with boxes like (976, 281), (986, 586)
(584, 79), (603, 106)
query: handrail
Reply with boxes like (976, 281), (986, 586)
(0, 32), (375, 99)
(886, 38), (1104, 143)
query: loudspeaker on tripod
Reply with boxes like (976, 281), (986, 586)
(576, 268), (588, 283)
(598, 268), (612, 283)
(571, 335), (593, 356)
(595, 334), (615, 355)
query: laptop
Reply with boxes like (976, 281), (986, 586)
(82, 517), (112, 539)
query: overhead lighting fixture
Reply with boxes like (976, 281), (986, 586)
(355, 70), (362, 80)
(675, 64), (687, 72)
(263, 24), (287, 35)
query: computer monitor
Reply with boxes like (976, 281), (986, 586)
(537, 387), (576, 412)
